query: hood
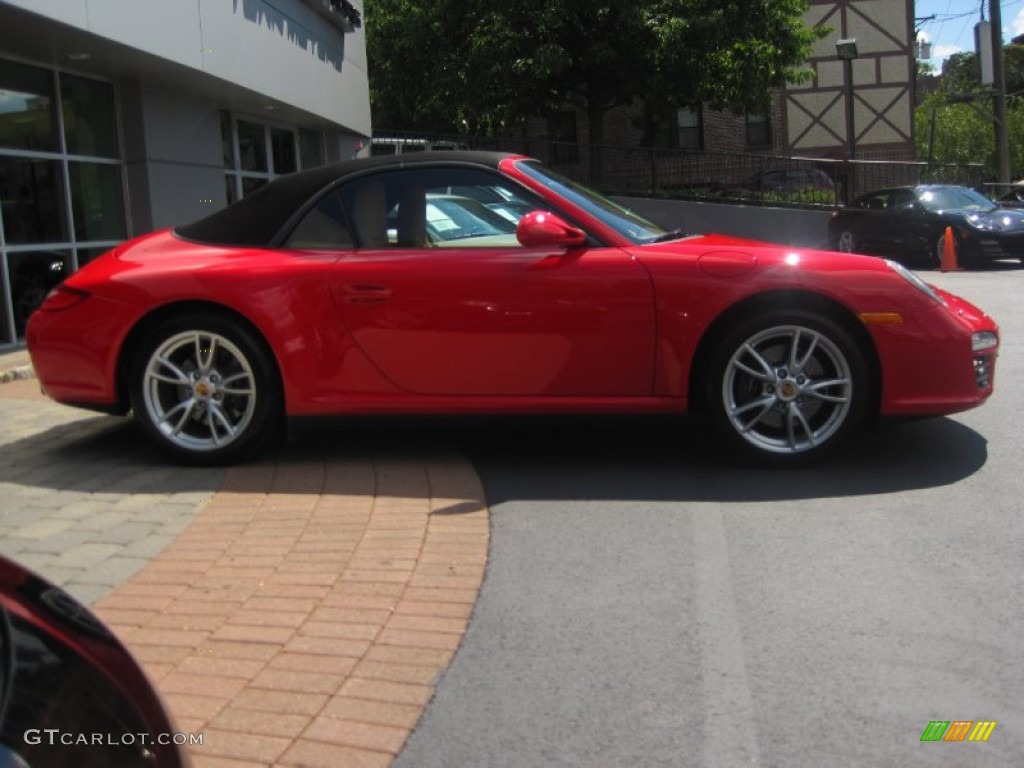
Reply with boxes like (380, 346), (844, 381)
(955, 207), (1024, 232)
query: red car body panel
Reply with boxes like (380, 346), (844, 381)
(26, 153), (998, 429)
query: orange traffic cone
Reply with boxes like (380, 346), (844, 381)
(940, 226), (960, 272)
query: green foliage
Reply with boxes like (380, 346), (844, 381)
(916, 45), (1024, 179)
(915, 91), (1024, 179)
(366, 0), (824, 140)
(937, 48), (1024, 98)
(756, 187), (837, 206)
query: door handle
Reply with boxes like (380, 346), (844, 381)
(341, 284), (393, 304)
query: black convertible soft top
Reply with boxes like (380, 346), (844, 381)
(174, 151), (516, 247)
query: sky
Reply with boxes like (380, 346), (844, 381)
(915, 0), (1024, 70)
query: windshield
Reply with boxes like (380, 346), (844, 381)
(515, 160), (666, 244)
(918, 187), (996, 213)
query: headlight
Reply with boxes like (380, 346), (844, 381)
(965, 214), (992, 231)
(885, 260), (946, 306)
(972, 331), (998, 352)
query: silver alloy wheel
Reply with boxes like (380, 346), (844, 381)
(837, 230), (855, 252)
(721, 324), (853, 455)
(141, 330), (257, 452)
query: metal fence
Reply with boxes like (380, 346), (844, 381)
(371, 129), (986, 209)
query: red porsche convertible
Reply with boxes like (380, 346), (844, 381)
(27, 152), (999, 464)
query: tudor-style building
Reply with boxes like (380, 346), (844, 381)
(785, 0), (915, 158)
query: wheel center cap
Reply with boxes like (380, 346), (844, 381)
(777, 379), (799, 402)
(193, 379), (214, 400)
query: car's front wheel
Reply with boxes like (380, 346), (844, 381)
(129, 314), (281, 463)
(707, 311), (867, 464)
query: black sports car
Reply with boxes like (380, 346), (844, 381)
(829, 185), (1024, 267)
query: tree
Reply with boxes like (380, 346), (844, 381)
(914, 45), (1024, 180)
(366, 1), (824, 180)
(915, 92), (1024, 180)
(938, 48), (1024, 97)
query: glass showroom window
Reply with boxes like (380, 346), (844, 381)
(0, 58), (126, 347)
(222, 112), (325, 203)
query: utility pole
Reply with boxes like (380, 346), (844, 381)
(991, 0), (1011, 183)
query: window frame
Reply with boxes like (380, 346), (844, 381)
(336, 166), (560, 251)
(675, 106), (703, 151)
(745, 112), (771, 149)
(222, 112), (326, 202)
(0, 56), (127, 347)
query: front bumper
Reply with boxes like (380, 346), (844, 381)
(873, 289), (997, 416)
(962, 229), (1024, 261)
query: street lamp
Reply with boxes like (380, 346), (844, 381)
(836, 38), (859, 159)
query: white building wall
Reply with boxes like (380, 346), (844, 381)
(0, 0), (370, 134)
(120, 83), (225, 231)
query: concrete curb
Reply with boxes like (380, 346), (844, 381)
(0, 365), (34, 383)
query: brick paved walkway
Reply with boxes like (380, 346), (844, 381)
(0, 354), (490, 767)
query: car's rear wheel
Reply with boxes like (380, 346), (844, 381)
(707, 310), (867, 464)
(129, 314), (281, 463)
(836, 230), (856, 253)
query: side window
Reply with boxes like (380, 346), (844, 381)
(285, 190), (354, 249)
(888, 191), (915, 211)
(341, 168), (550, 250)
(863, 194), (887, 211)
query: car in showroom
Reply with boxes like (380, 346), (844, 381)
(0, 556), (188, 767)
(27, 152), (999, 465)
(10, 251), (67, 338)
(829, 184), (1024, 267)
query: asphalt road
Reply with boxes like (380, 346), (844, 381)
(394, 266), (1024, 767)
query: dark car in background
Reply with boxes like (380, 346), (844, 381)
(829, 185), (1024, 267)
(0, 556), (188, 767)
(996, 185), (1024, 210)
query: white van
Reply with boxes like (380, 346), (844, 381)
(369, 137), (468, 157)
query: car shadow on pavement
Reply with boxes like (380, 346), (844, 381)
(0, 410), (985, 504)
(439, 413), (987, 504)
(0, 414), (223, 494)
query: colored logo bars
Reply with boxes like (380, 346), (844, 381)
(920, 721), (997, 742)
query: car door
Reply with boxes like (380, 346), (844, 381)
(832, 192), (884, 254)
(329, 166), (657, 397)
(881, 189), (929, 258)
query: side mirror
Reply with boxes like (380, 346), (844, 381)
(516, 211), (586, 248)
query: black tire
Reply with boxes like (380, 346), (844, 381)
(129, 313), (281, 464)
(706, 309), (868, 464)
